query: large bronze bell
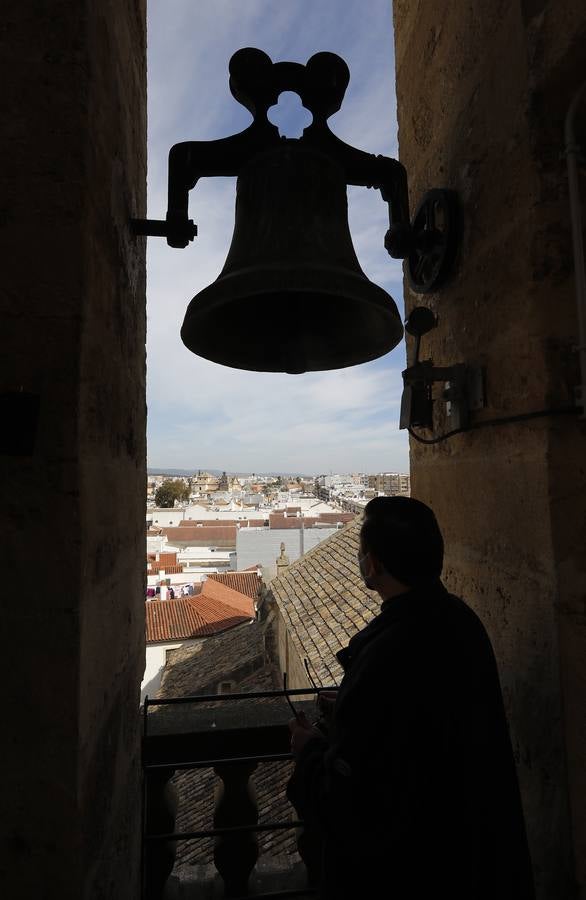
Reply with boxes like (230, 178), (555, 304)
(132, 50), (460, 373)
(181, 142), (403, 373)
(149, 48), (412, 373)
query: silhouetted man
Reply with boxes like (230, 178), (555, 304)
(287, 496), (535, 900)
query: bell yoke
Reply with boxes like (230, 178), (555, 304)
(133, 48), (421, 373)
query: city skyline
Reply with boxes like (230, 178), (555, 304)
(146, 467), (410, 477)
(147, 1), (409, 473)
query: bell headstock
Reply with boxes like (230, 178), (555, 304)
(228, 48), (349, 124)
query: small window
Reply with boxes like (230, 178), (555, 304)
(218, 681), (235, 695)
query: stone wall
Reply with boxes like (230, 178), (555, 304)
(392, 2), (586, 897)
(262, 597), (310, 692)
(0, 2), (146, 898)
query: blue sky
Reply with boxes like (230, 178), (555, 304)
(146, 0), (409, 474)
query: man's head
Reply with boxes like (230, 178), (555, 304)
(358, 496), (444, 596)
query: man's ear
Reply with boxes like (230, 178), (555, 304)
(369, 553), (385, 576)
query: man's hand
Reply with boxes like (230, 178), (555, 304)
(289, 711), (322, 759)
(317, 690), (338, 722)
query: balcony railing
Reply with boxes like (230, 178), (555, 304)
(142, 687), (336, 900)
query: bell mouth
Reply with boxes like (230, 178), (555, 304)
(181, 265), (404, 374)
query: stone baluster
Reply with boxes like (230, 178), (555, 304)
(213, 761), (259, 896)
(144, 767), (178, 900)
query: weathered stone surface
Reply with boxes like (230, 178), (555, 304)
(0, 2), (146, 898)
(267, 518), (375, 690)
(393, 2), (586, 897)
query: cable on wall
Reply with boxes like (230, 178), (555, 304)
(408, 405), (580, 445)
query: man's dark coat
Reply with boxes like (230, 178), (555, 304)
(287, 580), (535, 899)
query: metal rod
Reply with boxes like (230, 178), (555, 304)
(130, 217), (197, 240)
(140, 697), (149, 900)
(130, 218), (169, 236)
(145, 686), (338, 706)
(220, 890), (317, 900)
(145, 752), (294, 771)
(146, 820), (304, 842)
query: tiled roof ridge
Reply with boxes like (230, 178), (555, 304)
(146, 583), (255, 643)
(186, 593), (253, 628)
(199, 577), (256, 617)
(208, 571), (261, 600)
(147, 621), (246, 644)
(146, 598), (210, 642)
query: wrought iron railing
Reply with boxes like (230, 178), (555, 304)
(141, 686), (337, 900)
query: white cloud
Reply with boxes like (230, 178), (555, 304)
(146, 0), (409, 473)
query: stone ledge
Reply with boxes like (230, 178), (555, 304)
(168, 854), (312, 899)
(143, 700), (317, 767)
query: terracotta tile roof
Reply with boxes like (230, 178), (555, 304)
(145, 579), (254, 643)
(269, 515), (319, 530)
(318, 512), (355, 524)
(159, 551), (178, 565)
(162, 525), (237, 546)
(199, 577), (255, 617)
(239, 518), (268, 527)
(267, 517), (377, 686)
(146, 599), (221, 642)
(208, 571), (261, 600)
(147, 564), (184, 575)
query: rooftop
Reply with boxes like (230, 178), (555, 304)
(268, 517), (379, 686)
(207, 570), (262, 600)
(145, 577), (255, 643)
(162, 525), (238, 546)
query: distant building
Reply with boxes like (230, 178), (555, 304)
(237, 526), (338, 579)
(148, 507), (186, 527)
(190, 471), (220, 493)
(367, 472), (410, 496)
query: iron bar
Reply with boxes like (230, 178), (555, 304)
(225, 890), (317, 900)
(130, 217), (197, 240)
(145, 752), (293, 771)
(144, 685), (338, 707)
(146, 820), (304, 842)
(140, 698), (149, 900)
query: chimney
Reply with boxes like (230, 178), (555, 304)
(276, 541), (290, 574)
